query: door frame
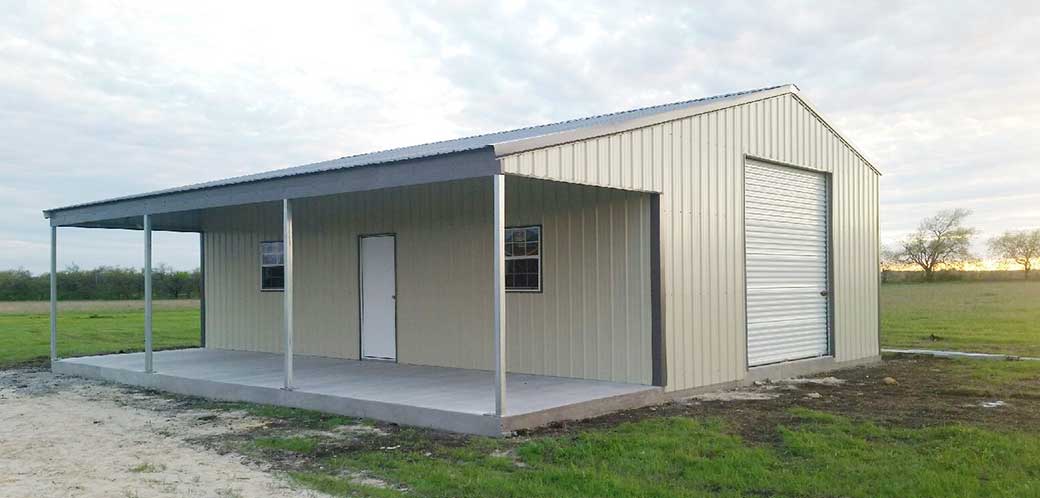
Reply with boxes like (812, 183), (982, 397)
(741, 155), (835, 369)
(357, 233), (399, 362)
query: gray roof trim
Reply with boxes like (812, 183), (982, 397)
(787, 91), (881, 176)
(44, 83), (879, 227)
(47, 146), (500, 228)
(44, 85), (791, 218)
(492, 85), (794, 157)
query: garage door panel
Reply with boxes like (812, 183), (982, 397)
(745, 227), (827, 241)
(745, 185), (827, 202)
(745, 160), (830, 367)
(747, 297), (827, 311)
(746, 171), (827, 191)
(746, 243), (827, 255)
(745, 216), (827, 231)
(746, 257), (827, 269)
(745, 197), (826, 216)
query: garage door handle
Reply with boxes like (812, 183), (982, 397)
(820, 290), (829, 297)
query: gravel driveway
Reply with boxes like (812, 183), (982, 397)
(0, 367), (328, 498)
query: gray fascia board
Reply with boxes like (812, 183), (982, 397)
(46, 146), (500, 227)
(787, 91), (882, 176)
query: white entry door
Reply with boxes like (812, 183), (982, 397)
(744, 160), (830, 367)
(360, 235), (397, 360)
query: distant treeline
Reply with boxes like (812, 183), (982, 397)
(882, 270), (1031, 283)
(0, 266), (200, 301)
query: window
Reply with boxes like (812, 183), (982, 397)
(260, 241), (285, 291)
(505, 225), (541, 292)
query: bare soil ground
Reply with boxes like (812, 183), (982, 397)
(0, 367), (327, 498)
(527, 355), (1040, 444)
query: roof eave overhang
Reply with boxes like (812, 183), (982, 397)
(44, 146), (501, 229)
(43, 84), (882, 230)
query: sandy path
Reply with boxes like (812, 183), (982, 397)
(0, 369), (328, 498)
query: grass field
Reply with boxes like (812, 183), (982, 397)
(880, 280), (1040, 357)
(3, 281), (1036, 367)
(194, 354), (1040, 498)
(3, 284), (1040, 496)
(0, 300), (200, 368)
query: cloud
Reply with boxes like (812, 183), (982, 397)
(1, 0), (1038, 272)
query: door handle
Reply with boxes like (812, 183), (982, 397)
(819, 290), (829, 297)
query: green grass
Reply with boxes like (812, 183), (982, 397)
(195, 401), (359, 430)
(5, 282), (1032, 366)
(254, 436), (320, 453)
(290, 410), (1040, 498)
(290, 472), (401, 498)
(937, 357), (1040, 399)
(0, 302), (200, 367)
(128, 462), (166, 473)
(881, 280), (1040, 356)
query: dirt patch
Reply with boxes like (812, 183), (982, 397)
(684, 390), (780, 401)
(0, 367), (327, 498)
(525, 355), (1040, 444)
(773, 376), (846, 386)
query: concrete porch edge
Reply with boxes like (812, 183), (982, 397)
(662, 354), (883, 400)
(501, 386), (664, 433)
(50, 349), (662, 437)
(743, 354), (883, 384)
(50, 349), (882, 436)
(52, 357), (504, 436)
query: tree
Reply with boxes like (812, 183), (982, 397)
(989, 229), (1040, 279)
(893, 208), (976, 281)
(879, 245), (902, 283)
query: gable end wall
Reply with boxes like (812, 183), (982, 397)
(500, 93), (880, 392)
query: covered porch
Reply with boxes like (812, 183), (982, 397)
(44, 146), (662, 435)
(52, 348), (660, 435)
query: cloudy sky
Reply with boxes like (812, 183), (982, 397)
(2, 1), (1039, 273)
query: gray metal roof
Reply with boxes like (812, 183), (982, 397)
(46, 85), (788, 214)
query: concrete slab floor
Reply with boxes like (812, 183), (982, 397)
(53, 348), (660, 435)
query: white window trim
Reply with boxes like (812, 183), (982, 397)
(260, 240), (285, 292)
(505, 225), (542, 293)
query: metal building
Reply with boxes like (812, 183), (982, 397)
(44, 84), (880, 435)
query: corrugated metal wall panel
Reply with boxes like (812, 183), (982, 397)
(202, 203), (283, 353)
(202, 177), (651, 385)
(501, 92), (880, 392)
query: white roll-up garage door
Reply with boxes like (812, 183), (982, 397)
(744, 160), (830, 367)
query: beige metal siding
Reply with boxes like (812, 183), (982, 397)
(505, 179), (652, 383)
(203, 177), (651, 384)
(501, 93), (880, 392)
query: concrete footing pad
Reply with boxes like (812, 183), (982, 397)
(52, 348), (660, 436)
(53, 349), (885, 435)
(883, 348), (1039, 361)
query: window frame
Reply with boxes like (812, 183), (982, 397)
(504, 224), (543, 293)
(259, 240), (285, 292)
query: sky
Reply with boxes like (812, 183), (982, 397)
(2, 1), (1039, 273)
